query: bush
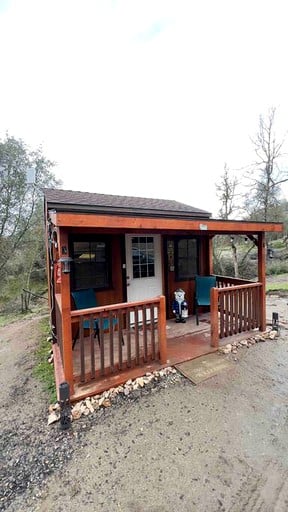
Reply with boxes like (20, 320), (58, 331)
(213, 253), (257, 280)
(266, 260), (288, 275)
(270, 239), (286, 249)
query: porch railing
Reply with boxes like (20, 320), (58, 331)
(210, 281), (262, 347)
(215, 275), (254, 288)
(70, 296), (167, 384)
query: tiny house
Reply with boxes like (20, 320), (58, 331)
(43, 188), (283, 400)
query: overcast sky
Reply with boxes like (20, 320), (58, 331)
(1, 0), (288, 216)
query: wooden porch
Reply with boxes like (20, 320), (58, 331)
(53, 275), (265, 401)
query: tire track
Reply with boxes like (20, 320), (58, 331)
(228, 461), (288, 511)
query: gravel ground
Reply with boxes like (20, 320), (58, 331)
(1, 296), (288, 512)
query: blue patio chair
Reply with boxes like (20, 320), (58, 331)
(195, 275), (217, 325)
(71, 288), (118, 349)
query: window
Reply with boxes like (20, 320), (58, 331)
(71, 237), (110, 290)
(176, 238), (198, 280)
(132, 236), (155, 279)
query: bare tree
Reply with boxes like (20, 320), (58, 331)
(215, 164), (241, 276)
(216, 163), (239, 220)
(246, 107), (287, 222)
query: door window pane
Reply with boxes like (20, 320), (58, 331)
(132, 236), (155, 279)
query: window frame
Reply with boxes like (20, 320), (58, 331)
(69, 235), (112, 291)
(175, 237), (199, 281)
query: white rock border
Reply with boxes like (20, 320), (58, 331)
(48, 328), (281, 424)
(218, 327), (280, 355)
(48, 367), (177, 425)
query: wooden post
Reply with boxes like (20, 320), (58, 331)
(208, 235), (214, 275)
(210, 287), (219, 347)
(58, 230), (74, 395)
(258, 232), (266, 331)
(158, 295), (167, 364)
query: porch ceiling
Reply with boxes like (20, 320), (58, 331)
(48, 211), (283, 235)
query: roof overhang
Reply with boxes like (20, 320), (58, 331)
(45, 203), (210, 219)
(47, 211), (283, 235)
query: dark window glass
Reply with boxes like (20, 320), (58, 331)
(176, 238), (198, 280)
(71, 238), (110, 290)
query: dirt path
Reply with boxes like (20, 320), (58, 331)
(1, 298), (288, 511)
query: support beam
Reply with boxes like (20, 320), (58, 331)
(58, 230), (74, 395)
(158, 295), (167, 364)
(258, 232), (266, 331)
(210, 287), (219, 347)
(208, 235), (214, 275)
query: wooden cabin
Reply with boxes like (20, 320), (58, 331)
(43, 188), (283, 401)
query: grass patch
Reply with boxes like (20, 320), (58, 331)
(0, 312), (24, 328)
(266, 282), (288, 293)
(33, 317), (57, 403)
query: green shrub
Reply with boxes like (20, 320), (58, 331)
(266, 261), (288, 275)
(270, 239), (286, 249)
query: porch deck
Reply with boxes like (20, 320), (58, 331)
(70, 314), (247, 401)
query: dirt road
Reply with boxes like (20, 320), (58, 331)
(1, 297), (288, 512)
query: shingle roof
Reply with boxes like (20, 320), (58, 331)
(43, 188), (211, 219)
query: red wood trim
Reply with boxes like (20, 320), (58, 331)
(80, 318), (85, 382)
(235, 290), (239, 333)
(224, 292), (229, 336)
(215, 275), (253, 286)
(135, 307), (140, 365)
(50, 211), (283, 233)
(52, 342), (65, 401)
(109, 312), (114, 372)
(118, 310), (123, 370)
(71, 296), (162, 317)
(99, 314), (105, 376)
(208, 236), (214, 275)
(217, 282), (262, 293)
(126, 308), (131, 368)
(158, 296), (167, 364)
(57, 231), (74, 394)
(150, 305), (156, 360)
(258, 232), (266, 331)
(210, 287), (219, 347)
(89, 315), (95, 380)
(142, 306), (148, 362)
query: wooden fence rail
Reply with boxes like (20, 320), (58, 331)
(211, 282), (262, 347)
(215, 275), (254, 288)
(70, 296), (167, 384)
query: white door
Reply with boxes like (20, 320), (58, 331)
(125, 234), (163, 307)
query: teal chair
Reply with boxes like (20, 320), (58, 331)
(71, 288), (118, 349)
(195, 275), (216, 325)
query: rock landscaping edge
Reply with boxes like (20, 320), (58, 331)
(48, 327), (281, 426)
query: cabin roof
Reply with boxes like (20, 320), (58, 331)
(43, 188), (211, 219)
